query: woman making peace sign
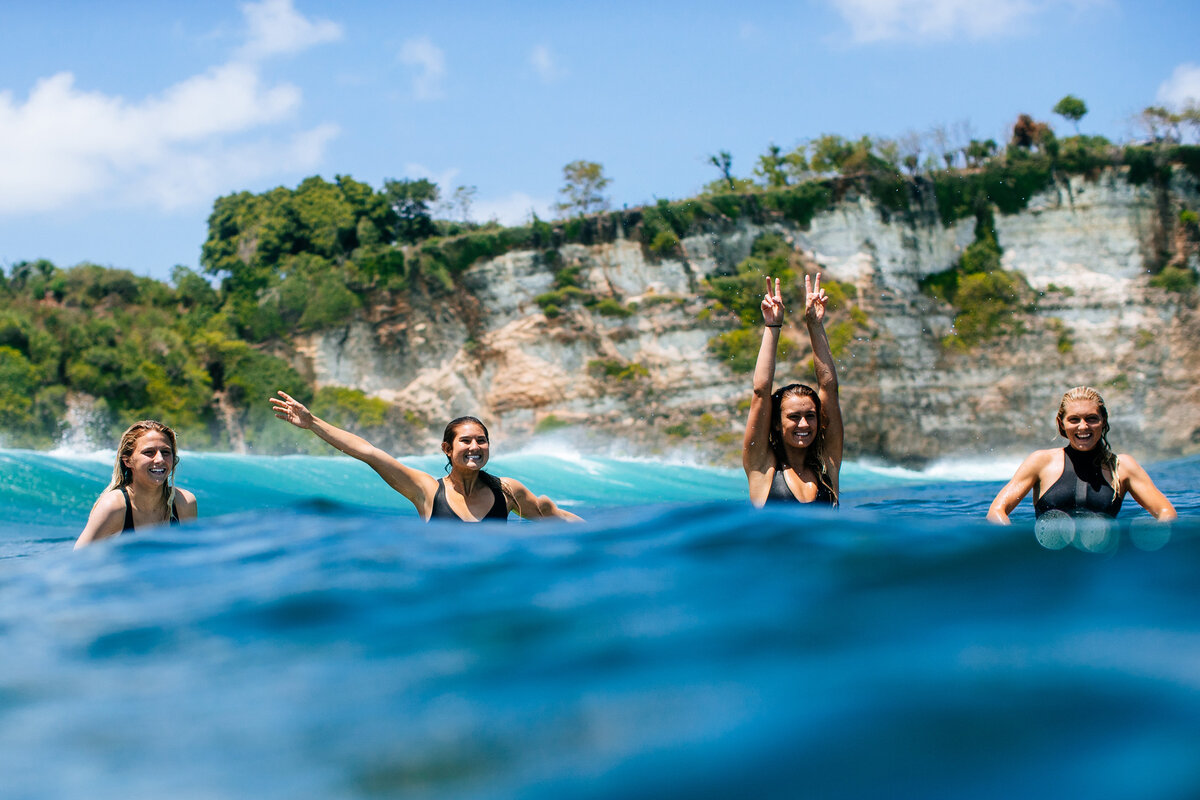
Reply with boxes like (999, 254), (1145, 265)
(742, 273), (843, 508)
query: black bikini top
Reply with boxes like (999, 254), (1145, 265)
(119, 486), (180, 532)
(429, 478), (508, 522)
(765, 465), (837, 508)
(1034, 446), (1122, 518)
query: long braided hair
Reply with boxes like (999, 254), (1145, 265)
(441, 416), (515, 510)
(101, 420), (179, 517)
(1056, 386), (1120, 494)
(768, 383), (838, 506)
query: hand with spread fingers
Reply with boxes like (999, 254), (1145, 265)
(804, 273), (828, 325)
(761, 276), (785, 327)
(270, 391), (314, 430)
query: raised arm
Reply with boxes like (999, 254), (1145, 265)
(270, 391), (437, 513)
(804, 273), (842, 478)
(743, 277), (784, 476)
(987, 450), (1049, 524)
(504, 479), (584, 522)
(1119, 454), (1178, 521)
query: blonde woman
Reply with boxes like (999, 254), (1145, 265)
(75, 421), (198, 548)
(987, 386), (1176, 524)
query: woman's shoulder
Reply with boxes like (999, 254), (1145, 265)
(95, 488), (128, 512)
(173, 487), (198, 511)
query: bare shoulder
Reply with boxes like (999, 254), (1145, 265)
(174, 487), (199, 518)
(95, 489), (128, 515)
(1116, 453), (1149, 476)
(1016, 448), (1058, 474)
(501, 477), (534, 498)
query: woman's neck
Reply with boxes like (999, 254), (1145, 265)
(446, 469), (483, 496)
(125, 481), (166, 513)
(779, 444), (812, 470)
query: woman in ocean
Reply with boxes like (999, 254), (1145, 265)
(987, 386), (1177, 523)
(270, 392), (582, 523)
(74, 420), (198, 548)
(743, 273), (842, 508)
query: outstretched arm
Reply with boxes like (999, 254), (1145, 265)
(987, 451), (1047, 524)
(504, 479), (584, 522)
(1120, 455), (1177, 521)
(743, 277), (784, 476)
(270, 391), (437, 513)
(804, 273), (842, 481)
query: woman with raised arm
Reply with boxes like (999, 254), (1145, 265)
(270, 392), (582, 523)
(987, 386), (1176, 524)
(75, 420), (198, 549)
(743, 274), (843, 508)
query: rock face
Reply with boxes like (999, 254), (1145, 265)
(289, 168), (1200, 466)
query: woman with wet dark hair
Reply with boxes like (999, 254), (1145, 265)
(743, 274), (843, 508)
(270, 392), (581, 523)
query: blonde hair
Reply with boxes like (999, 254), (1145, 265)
(101, 420), (180, 518)
(1056, 386), (1119, 494)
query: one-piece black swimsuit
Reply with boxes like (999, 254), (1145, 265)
(119, 486), (180, 532)
(429, 478), (508, 522)
(765, 465), (836, 507)
(1034, 446), (1122, 519)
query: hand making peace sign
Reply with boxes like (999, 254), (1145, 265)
(761, 277), (784, 327)
(804, 272), (828, 324)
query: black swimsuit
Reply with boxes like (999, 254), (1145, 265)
(429, 478), (508, 522)
(120, 487), (180, 532)
(1034, 446), (1122, 518)
(765, 466), (836, 507)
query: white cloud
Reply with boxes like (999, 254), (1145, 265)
(402, 162), (460, 190)
(474, 192), (553, 226)
(826, 0), (1091, 43)
(133, 124), (339, 210)
(0, 2), (341, 215)
(238, 0), (343, 60)
(529, 45), (566, 83)
(738, 22), (760, 40)
(399, 36), (446, 100)
(1157, 63), (1200, 109)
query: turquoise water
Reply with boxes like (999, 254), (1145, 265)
(2, 446), (1198, 799)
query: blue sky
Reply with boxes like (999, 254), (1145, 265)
(1, 0), (1198, 280)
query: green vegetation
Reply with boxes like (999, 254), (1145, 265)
(6, 93), (1197, 449)
(587, 359), (649, 381)
(705, 233), (869, 372)
(1149, 265), (1198, 292)
(533, 414), (573, 434)
(555, 160), (611, 216)
(0, 259), (307, 449)
(920, 212), (1034, 350)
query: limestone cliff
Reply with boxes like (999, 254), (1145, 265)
(282, 168), (1200, 466)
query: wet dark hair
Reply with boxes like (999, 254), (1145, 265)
(768, 383), (837, 505)
(441, 416), (509, 504)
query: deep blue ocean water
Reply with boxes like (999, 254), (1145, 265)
(2, 445), (1198, 799)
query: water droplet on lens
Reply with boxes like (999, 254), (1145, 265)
(1035, 510), (1074, 550)
(1129, 518), (1172, 551)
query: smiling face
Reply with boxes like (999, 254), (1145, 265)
(122, 430), (175, 488)
(778, 393), (820, 451)
(1058, 399), (1104, 451)
(442, 421), (490, 472)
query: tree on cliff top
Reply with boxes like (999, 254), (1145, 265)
(554, 160), (611, 217)
(384, 178), (440, 243)
(1053, 95), (1088, 135)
